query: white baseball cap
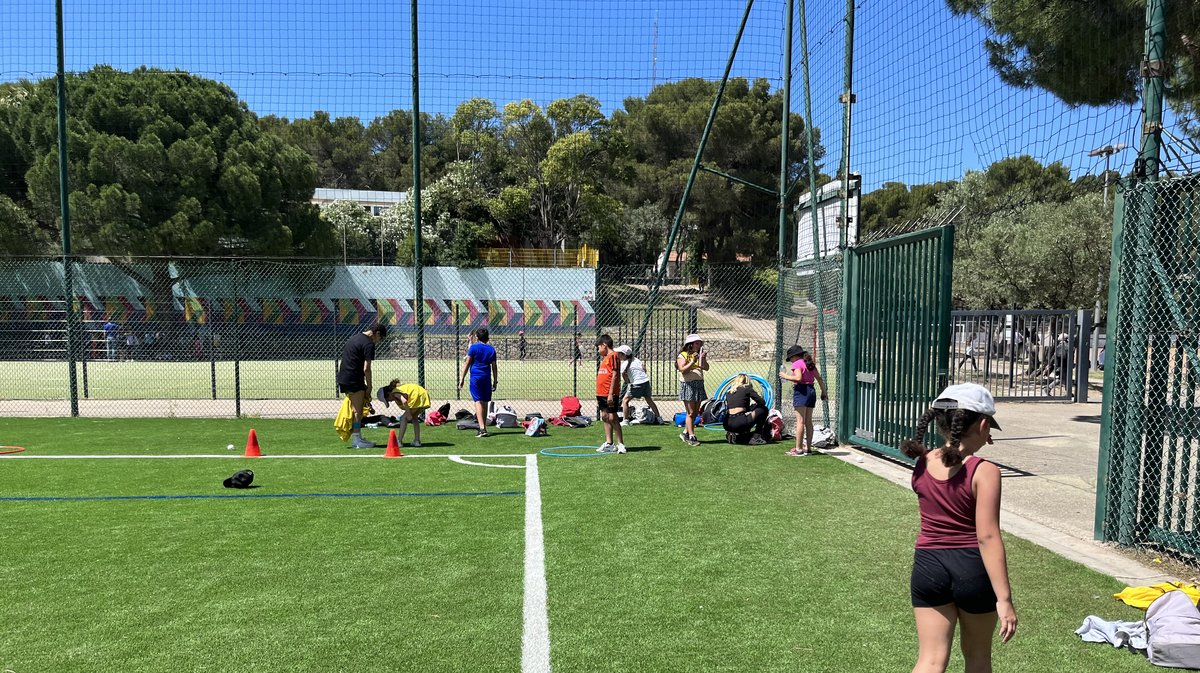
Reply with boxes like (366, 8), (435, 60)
(684, 333), (703, 345)
(931, 383), (1002, 429)
(615, 345), (633, 356)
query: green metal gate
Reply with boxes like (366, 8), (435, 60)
(837, 226), (955, 461)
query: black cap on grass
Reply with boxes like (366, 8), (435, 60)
(223, 469), (254, 489)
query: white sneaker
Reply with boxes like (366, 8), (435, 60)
(411, 441), (421, 448)
(616, 443), (627, 454)
(620, 420), (631, 426)
(597, 442), (616, 453)
(351, 436), (376, 449)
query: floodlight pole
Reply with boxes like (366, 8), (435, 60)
(1088, 143), (1126, 206)
(1085, 143), (1125, 370)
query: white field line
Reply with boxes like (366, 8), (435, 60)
(448, 456), (526, 469)
(0, 453), (537, 460)
(522, 453), (552, 673)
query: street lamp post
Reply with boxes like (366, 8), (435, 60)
(1088, 143), (1127, 206)
(1086, 143), (1126, 370)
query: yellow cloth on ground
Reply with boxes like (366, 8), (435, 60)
(1113, 582), (1200, 609)
(334, 395), (354, 441)
(397, 383), (430, 412)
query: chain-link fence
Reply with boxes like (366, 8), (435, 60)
(0, 257), (842, 428)
(1097, 176), (1200, 560)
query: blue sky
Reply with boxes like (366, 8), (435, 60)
(1, 0), (1163, 190)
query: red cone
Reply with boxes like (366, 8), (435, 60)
(243, 429), (262, 457)
(384, 429), (403, 458)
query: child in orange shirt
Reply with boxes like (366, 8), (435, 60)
(595, 334), (625, 454)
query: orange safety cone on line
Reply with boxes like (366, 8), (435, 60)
(384, 429), (403, 458)
(244, 429), (262, 457)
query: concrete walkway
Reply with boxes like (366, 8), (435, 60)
(830, 397), (1174, 584)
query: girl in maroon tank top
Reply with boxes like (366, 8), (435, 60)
(900, 383), (1017, 672)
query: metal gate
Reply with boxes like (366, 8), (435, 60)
(948, 309), (1083, 400)
(838, 226), (954, 461)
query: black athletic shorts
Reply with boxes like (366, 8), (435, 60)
(596, 395), (616, 414)
(910, 548), (997, 614)
(339, 381), (368, 395)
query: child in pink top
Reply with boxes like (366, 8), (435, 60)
(778, 345), (827, 455)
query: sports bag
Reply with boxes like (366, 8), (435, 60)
(699, 398), (727, 425)
(766, 410), (785, 442)
(560, 396), (582, 418)
(494, 405), (519, 428)
(630, 406), (658, 425)
(524, 416), (549, 437)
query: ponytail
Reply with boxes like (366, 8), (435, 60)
(901, 407), (939, 460)
(939, 409), (977, 467)
(901, 407), (981, 467)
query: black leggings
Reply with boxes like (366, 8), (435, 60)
(724, 407), (768, 437)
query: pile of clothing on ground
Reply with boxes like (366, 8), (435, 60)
(1077, 581), (1200, 668)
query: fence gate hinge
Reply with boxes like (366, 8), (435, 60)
(839, 92), (857, 104)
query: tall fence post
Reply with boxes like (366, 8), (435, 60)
(455, 303), (461, 401)
(572, 308), (579, 398)
(1075, 309), (1092, 403)
(410, 0), (426, 388)
(55, 0), (79, 417)
(234, 259), (243, 418)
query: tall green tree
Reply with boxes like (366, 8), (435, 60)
(489, 95), (627, 250)
(260, 111), (372, 190)
(927, 157), (1111, 308)
(2, 66), (334, 325)
(948, 0), (1200, 133)
(384, 161), (496, 267)
(955, 192), (1112, 309)
(859, 181), (955, 234)
(612, 78), (820, 265)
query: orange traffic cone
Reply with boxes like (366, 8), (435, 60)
(384, 429), (403, 458)
(244, 429), (262, 457)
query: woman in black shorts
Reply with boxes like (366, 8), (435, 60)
(900, 383), (1017, 672)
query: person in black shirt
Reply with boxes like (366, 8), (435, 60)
(337, 323), (388, 448)
(722, 374), (769, 445)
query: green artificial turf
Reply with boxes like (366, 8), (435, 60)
(0, 418), (1150, 672)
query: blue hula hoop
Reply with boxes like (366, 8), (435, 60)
(712, 373), (776, 410)
(539, 446), (614, 458)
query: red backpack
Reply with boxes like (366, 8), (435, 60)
(560, 396), (582, 417)
(767, 413), (785, 441)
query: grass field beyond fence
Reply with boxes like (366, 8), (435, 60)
(0, 418), (1151, 673)
(1, 358), (821, 403)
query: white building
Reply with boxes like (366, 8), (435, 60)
(311, 188), (407, 216)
